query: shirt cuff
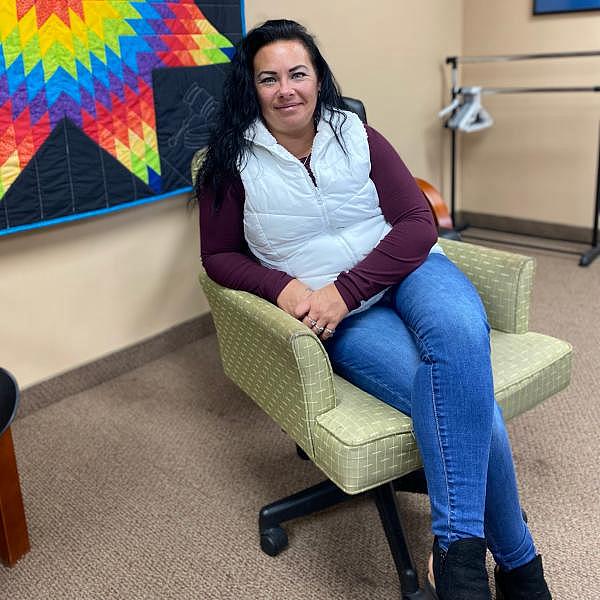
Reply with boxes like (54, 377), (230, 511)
(334, 277), (361, 312)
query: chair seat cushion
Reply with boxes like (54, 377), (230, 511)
(313, 331), (572, 494)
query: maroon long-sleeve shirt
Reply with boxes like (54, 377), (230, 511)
(198, 125), (438, 312)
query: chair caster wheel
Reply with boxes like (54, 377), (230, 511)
(260, 526), (288, 556)
(296, 444), (310, 461)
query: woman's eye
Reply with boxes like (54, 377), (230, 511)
(259, 77), (276, 85)
(292, 72), (307, 79)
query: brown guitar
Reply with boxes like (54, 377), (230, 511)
(414, 177), (453, 230)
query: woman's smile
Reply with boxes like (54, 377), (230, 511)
(276, 103), (302, 110)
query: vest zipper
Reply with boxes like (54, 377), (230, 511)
(311, 171), (332, 228)
(306, 164), (358, 262)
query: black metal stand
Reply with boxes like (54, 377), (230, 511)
(448, 57), (458, 228)
(579, 122), (600, 266)
(445, 51), (600, 266)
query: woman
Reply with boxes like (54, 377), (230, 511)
(196, 19), (551, 600)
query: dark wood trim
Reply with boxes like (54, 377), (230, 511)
(0, 427), (30, 567)
(19, 313), (215, 418)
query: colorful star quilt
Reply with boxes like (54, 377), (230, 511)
(0, 0), (243, 234)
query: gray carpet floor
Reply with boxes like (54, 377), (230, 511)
(2, 239), (599, 599)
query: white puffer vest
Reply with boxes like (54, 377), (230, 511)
(240, 109), (390, 313)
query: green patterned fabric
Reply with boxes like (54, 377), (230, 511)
(491, 330), (572, 421)
(199, 239), (572, 495)
(201, 274), (335, 455)
(313, 377), (420, 494)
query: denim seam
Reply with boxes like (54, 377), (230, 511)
(405, 323), (454, 546)
(490, 520), (536, 571)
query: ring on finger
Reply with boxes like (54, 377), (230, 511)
(324, 328), (336, 336)
(307, 317), (317, 327)
(313, 325), (325, 334)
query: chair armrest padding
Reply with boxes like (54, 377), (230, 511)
(199, 272), (337, 456)
(438, 238), (535, 334)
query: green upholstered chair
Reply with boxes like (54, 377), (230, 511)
(196, 238), (572, 599)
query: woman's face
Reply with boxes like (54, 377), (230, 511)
(253, 40), (320, 141)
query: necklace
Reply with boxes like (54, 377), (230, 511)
(300, 152), (311, 167)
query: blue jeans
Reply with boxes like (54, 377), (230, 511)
(326, 253), (536, 570)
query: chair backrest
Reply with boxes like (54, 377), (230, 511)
(342, 96), (367, 124)
(0, 367), (20, 437)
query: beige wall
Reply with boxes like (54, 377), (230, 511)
(0, 197), (207, 387)
(460, 1), (600, 227)
(1, 1), (463, 388)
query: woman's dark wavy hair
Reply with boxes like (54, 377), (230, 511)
(195, 19), (347, 208)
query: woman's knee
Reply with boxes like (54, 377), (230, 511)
(414, 305), (491, 365)
(446, 308), (490, 353)
(394, 255), (491, 359)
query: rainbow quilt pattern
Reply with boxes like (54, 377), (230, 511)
(0, 0), (243, 234)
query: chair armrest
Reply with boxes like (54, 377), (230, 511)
(438, 238), (535, 334)
(199, 272), (337, 456)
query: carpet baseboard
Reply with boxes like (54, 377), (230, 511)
(457, 211), (593, 244)
(19, 313), (215, 418)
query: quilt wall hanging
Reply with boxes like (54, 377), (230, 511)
(0, 0), (244, 236)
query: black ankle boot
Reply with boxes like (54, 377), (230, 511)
(432, 537), (491, 600)
(495, 555), (552, 600)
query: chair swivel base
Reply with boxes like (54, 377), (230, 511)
(259, 479), (349, 556)
(258, 476), (433, 599)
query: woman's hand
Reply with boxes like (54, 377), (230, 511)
(296, 283), (349, 341)
(277, 279), (312, 317)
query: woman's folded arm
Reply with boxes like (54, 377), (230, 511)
(334, 125), (438, 311)
(198, 179), (293, 303)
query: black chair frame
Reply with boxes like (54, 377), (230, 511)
(258, 443), (431, 599)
